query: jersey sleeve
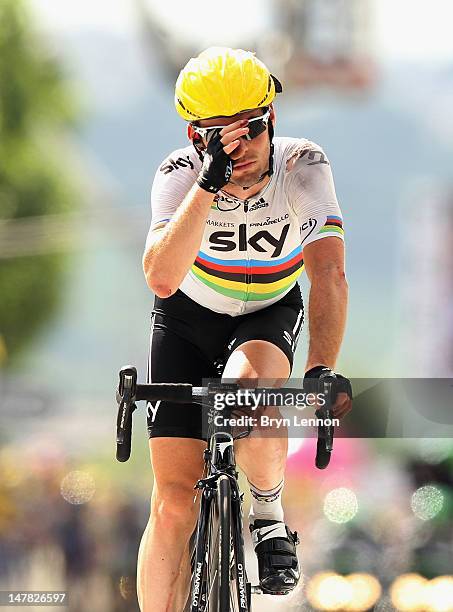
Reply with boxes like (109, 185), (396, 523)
(285, 141), (344, 248)
(149, 149), (198, 230)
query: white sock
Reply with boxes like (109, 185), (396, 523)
(248, 480), (285, 523)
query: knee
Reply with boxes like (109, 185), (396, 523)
(224, 367), (259, 387)
(151, 483), (198, 533)
(226, 368), (285, 389)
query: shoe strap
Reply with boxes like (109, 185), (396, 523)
(255, 537), (296, 555)
(251, 522), (288, 547)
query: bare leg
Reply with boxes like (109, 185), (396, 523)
(223, 341), (301, 595)
(137, 437), (205, 612)
(222, 340), (290, 490)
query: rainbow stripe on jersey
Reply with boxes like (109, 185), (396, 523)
(191, 245), (304, 302)
(319, 215), (344, 237)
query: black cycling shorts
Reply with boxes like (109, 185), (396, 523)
(146, 284), (304, 440)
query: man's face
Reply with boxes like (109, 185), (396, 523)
(193, 108), (275, 188)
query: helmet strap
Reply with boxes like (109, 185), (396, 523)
(267, 120), (275, 178)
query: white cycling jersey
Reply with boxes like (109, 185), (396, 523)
(147, 137), (344, 316)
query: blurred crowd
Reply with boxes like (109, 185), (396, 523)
(0, 449), (145, 612)
(0, 438), (451, 611)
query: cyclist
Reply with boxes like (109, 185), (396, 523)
(139, 47), (352, 611)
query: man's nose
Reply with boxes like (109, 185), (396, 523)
(234, 139), (248, 158)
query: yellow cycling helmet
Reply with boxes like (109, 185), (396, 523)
(175, 47), (282, 121)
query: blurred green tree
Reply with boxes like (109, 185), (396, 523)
(0, 0), (80, 365)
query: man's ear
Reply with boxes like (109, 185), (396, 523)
(187, 124), (195, 141)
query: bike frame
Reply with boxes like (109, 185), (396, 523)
(189, 422), (251, 611)
(115, 366), (336, 610)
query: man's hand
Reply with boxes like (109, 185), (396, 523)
(304, 365), (352, 419)
(196, 120), (249, 193)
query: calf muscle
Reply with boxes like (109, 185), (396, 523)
(137, 437), (205, 612)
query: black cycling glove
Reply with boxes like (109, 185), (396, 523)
(196, 130), (233, 193)
(304, 365), (353, 400)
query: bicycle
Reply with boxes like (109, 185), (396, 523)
(115, 366), (337, 611)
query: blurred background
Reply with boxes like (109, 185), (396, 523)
(0, 0), (452, 610)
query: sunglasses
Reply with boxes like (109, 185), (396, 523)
(191, 108), (271, 144)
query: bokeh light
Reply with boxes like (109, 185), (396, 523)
(411, 485), (444, 521)
(307, 572), (353, 611)
(323, 487), (358, 523)
(390, 573), (428, 611)
(424, 576), (453, 612)
(345, 573), (382, 611)
(306, 573), (384, 611)
(60, 470), (96, 505)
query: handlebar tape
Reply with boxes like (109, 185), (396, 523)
(135, 383), (193, 404)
